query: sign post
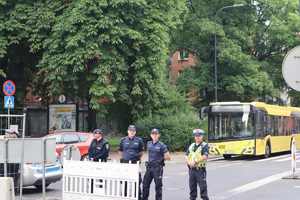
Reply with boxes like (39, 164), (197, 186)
(282, 46), (300, 179)
(3, 80), (16, 128)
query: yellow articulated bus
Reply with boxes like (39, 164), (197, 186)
(207, 102), (300, 159)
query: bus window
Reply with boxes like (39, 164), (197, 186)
(208, 112), (254, 140)
(255, 110), (265, 137)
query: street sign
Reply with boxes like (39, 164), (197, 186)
(58, 94), (66, 104)
(282, 46), (300, 91)
(2, 80), (16, 96)
(4, 96), (14, 109)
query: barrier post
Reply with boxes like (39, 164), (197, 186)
(291, 136), (297, 178)
(283, 135), (300, 180)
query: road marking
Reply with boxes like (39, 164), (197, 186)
(213, 171), (296, 200)
(294, 185), (300, 189)
(229, 171), (291, 196)
(274, 154), (300, 162)
(253, 154), (290, 163)
(275, 157), (291, 162)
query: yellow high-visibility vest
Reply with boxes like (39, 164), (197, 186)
(188, 142), (207, 168)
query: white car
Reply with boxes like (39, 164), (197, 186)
(23, 162), (62, 189)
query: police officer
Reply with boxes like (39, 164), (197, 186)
(88, 129), (110, 162)
(119, 125), (144, 163)
(142, 128), (170, 200)
(186, 129), (209, 200)
(119, 125), (144, 199)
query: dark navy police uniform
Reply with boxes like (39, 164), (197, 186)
(142, 141), (168, 200)
(119, 136), (144, 163)
(88, 138), (109, 162)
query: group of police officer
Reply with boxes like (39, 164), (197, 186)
(88, 125), (209, 200)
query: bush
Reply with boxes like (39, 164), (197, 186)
(135, 86), (206, 151)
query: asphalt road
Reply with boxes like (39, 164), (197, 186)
(20, 152), (300, 200)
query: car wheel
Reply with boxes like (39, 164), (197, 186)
(35, 184), (50, 191)
(80, 154), (89, 161)
(264, 143), (271, 158)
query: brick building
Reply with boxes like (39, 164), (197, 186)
(169, 49), (198, 82)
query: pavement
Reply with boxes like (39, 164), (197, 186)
(19, 152), (300, 200)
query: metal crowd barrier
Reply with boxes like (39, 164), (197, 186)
(63, 160), (139, 200)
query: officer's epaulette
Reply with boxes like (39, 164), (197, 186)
(120, 137), (127, 141)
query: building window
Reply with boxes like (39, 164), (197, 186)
(178, 50), (189, 61)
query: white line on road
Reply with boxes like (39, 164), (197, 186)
(274, 155), (300, 162)
(213, 170), (297, 200)
(253, 154), (290, 163)
(229, 171), (291, 195)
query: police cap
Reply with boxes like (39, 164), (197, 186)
(151, 128), (160, 134)
(93, 129), (103, 134)
(128, 125), (136, 131)
(193, 129), (205, 136)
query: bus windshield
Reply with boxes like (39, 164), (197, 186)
(208, 112), (254, 140)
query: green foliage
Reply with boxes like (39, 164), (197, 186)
(0, 69), (5, 77)
(173, 0), (300, 106)
(0, 0), (187, 120)
(107, 136), (121, 151)
(136, 86), (203, 151)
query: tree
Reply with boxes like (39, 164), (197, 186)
(172, 0), (300, 106)
(0, 0), (188, 128)
(0, 69), (5, 77)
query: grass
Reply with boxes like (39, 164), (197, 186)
(107, 136), (121, 151)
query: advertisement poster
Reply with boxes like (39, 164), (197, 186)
(49, 104), (76, 131)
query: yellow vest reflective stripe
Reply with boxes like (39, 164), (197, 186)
(188, 142), (207, 168)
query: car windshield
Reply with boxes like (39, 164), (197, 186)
(63, 134), (79, 144)
(208, 112), (254, 140)
(79, 134), (89, 142)
(47, 135), (63, 144)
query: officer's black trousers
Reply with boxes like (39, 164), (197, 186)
(189, 168), (209, 200)
(142, 165), (163, 200)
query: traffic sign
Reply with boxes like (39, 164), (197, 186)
(282, 46), (300, 91)
(58, 94), (66, 104)
(4, 96), (14, 109)
(2, 80), (16, 96)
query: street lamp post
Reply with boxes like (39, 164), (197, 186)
(214, 4), (246, 102)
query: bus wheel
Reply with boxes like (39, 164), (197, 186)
(264, 143), (271, 158)
(223, 154), (232, 160)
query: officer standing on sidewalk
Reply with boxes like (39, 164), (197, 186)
(88, 129), (110, 162)
(186, 129), (209, 200)
(119, 125), (144, 199)
(142, 128), (170, 200)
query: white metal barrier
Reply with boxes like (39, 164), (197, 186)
(291, 136), (297, 178)
(63, 160), (139, 200)
(0, 177), (15, 200)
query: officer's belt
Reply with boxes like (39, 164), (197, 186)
(120, 159), (140, 164)
(147, 161), (164, 167)
(190, 166), (206, 170)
